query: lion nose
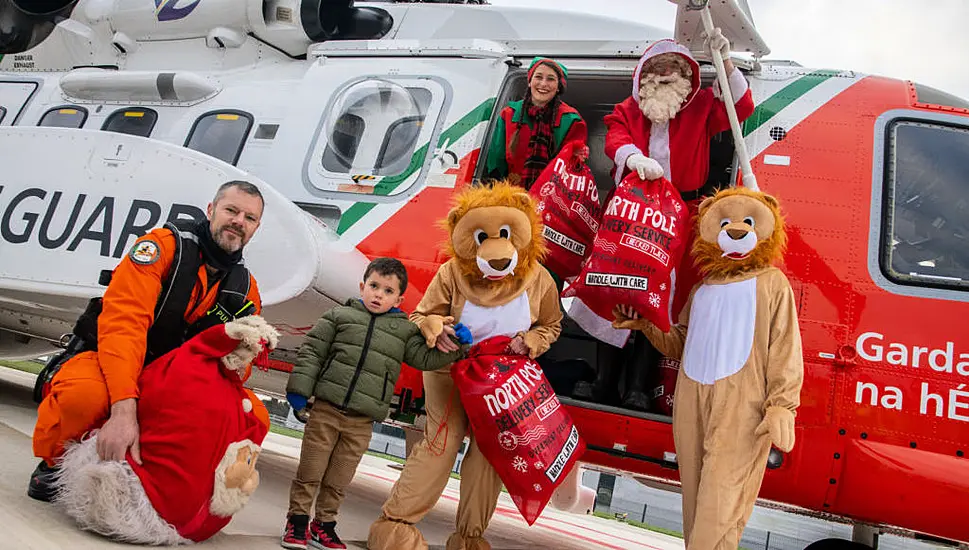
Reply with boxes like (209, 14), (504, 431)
(726, 229), (748, 240)
(488, 258), (512, 271)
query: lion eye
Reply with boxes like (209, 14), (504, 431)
(743, 216), (755, 228)
(474, 229), (488, 245)
(499, 225), (511, 239)
(720, 218), (730, 229)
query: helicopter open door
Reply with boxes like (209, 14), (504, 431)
(671, 0), (770, 59)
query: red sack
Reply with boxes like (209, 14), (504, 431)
(451, 336), (586, 525)
(649, 356), (680, 416)
(528, 141), (603, 279)
(562, 173), (688, 332)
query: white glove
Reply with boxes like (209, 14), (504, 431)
(626, 153), (664, 181)
(703, 26), (730, 59)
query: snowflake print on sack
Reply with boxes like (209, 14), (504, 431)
(660, 282), (667, 291)
(649, 292), (661, 309)
(512, 456), (528, 473)
(488, 372), (497, 381)
(533, 483), (542, 492)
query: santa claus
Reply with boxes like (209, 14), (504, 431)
(53, 315), (278, 545)
(568, 30), (755, 351)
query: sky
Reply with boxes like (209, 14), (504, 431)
(488, 0), (969, 100)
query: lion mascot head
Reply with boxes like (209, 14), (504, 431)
(444, 180), (546, 289)
(692, 187), (787, 280)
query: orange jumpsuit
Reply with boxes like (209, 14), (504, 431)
(32, 227), (262, 465)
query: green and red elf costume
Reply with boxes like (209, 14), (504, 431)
(485, 57), (588, 190)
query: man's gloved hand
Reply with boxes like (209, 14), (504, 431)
(287, 392), (308, 413)
(626, 153), (664, 180)
(703, 26), (731, 59)
(453, 323), (474, 345)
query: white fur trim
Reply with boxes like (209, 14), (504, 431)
(566, 298), (631, 348)
(221, 315), (280, 377)
(242, 398), (253, 413)
(713, 67), (750, 102)
(647, 121), (672, 180)
(210, 440), (260, 517)
(54, 437), (190, 546)
(614, 144), (643, 185)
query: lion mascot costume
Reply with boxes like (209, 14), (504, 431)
(53, 316), (278, 544)
(369, 181), (563, 550)
(614, 187), (804, 550)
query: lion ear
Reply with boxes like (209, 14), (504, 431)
(761, 193), (780, 209)
(446, 207), (462, 230)
(514, 192), (533, 211)
(698, 195), (717, 214)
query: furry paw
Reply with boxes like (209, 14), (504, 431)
(755, 406), (796, 452)
(611, 305), (650, 332)
(222, 315), (280, 375)
(421, 315), (454, 347)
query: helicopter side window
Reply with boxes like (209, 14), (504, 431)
(102, 107), (158, 138)
(881, 120), (969, 291)
(38, 106), (87, 128)
(184, 110), (253, 166)
(0, 106), (6, 125)
(321, 78), (433, 187)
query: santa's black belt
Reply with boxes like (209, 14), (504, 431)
(680, 188), (705, 202)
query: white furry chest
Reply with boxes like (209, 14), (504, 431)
(460, 292), (532, 343)
(682, 278), (757, 384)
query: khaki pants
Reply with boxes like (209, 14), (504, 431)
(287, 401), (373, 522)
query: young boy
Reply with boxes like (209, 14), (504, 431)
(281, 257), (468, 550)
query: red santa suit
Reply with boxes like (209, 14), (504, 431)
(567, 39), (755, 347)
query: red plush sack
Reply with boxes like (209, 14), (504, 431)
(649, 356), (680, 416)
(452, 336), (586, 525)
(562, 173), (688, 332)
(528, 141), (603, 279)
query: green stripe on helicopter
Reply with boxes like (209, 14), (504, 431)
(337, 97), (497, 235)
(743, 70), (840, 136)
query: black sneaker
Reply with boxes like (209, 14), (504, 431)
(27, 460), (58, 502)
(281, 514), (309, 550)
(309, 520), (346, 549)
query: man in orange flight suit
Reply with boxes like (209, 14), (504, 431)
(29, 180), (266, 501)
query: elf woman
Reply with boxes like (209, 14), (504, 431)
(484, 57), (588, 190)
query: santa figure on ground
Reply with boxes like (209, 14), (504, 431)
(567, 29), (755, 348)
(54, 316), (279, 545)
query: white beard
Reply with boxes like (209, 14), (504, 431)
(638, 72), (693, 125)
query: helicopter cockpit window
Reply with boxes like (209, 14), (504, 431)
(102, 107), (158, 138)
(184, 110), (253, 166)
(882, 120), (969, 291)
(313, 79), (440, 196)
(38, 106), (87, 128)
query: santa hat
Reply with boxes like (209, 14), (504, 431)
(527, 56), (569, 93)
(632, 39), (701, 107)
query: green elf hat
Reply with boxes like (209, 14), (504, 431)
(527, 57), (568, 92)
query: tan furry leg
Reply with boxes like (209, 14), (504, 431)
(446, 533), (491, 550)
(368, 516), (428, 550)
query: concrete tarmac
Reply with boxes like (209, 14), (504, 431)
(0, 367), (682, 550)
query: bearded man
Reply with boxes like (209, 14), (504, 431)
(606, 29), (754, 317)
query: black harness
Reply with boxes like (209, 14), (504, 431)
(33, 220), (255, 403)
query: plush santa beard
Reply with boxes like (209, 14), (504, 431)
(638, 72), (693, 125)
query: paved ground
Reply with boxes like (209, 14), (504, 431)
(0, 367), (683, 550)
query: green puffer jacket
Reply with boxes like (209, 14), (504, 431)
(287, 299), (465, 421)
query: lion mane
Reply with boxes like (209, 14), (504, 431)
(691, 186), (788, 280)
(442, 180), (546, 289)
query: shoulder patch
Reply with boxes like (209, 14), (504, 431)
(129, 239), (160, 265)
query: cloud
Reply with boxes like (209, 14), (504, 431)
(488, 0), (969, 99)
